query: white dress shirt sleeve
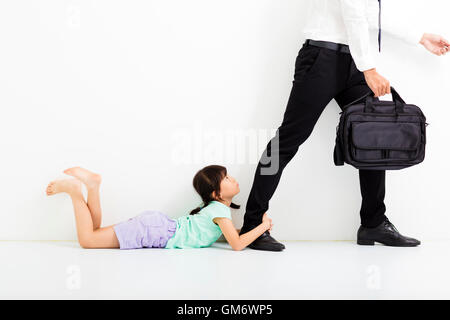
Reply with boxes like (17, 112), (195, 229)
(380, 3), (424, 45)
(339, 0), (375, 72)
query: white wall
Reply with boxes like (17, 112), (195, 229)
(0, 0), (448, 241)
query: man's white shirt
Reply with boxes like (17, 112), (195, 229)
(302, 0), (423, 72)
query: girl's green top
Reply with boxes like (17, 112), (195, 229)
(165, 200), (232, 249)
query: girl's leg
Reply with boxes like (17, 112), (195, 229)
(69, 191), (119, 248)
(46, 178), (119, 249)
(63, 167), (102, 230)
(86, 185), (102, 230)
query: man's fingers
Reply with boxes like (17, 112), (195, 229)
(373, 88), (379, 97)
(383, 82), (390, 96)
(383, 81), (391, 96)
(372, 85), (380, 97)
(373, 84), (392, 97)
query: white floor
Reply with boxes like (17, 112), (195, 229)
(1, 240), (449, 299)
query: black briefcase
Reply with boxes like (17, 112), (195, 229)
(333, 87), (428, 170)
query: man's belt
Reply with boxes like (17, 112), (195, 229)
(305, 39), (351, 54)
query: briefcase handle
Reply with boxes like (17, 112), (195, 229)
(365, 86), (406, 114)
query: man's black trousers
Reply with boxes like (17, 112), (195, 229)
(241, 41), (387, 233)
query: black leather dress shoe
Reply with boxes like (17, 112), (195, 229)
(240, 230), (285, 251)
(357, 218), (421, 247)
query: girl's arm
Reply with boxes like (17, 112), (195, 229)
(213, 214), (272, 251)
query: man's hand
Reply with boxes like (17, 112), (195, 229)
(419, 33), (449, 56)
(363, 68), (391, 97)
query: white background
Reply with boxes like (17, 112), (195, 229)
(0, 0), (448, 241)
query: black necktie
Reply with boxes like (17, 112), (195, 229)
(378, 0), (381, 52)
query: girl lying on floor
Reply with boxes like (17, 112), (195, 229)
(46, 165), (273, 251)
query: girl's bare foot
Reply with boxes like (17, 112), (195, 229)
(63, 166), (102, 189)
(46, 179), (82, 196)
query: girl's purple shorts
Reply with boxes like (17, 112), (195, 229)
(113, 210), (177, 250)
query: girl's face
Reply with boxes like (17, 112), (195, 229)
(218, 174), (240, 199)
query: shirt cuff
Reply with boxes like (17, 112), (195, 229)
(352, 56), (376, 72)
(403, 30), (424, 45)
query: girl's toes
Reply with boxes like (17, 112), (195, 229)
(46, 182), (55, 195)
